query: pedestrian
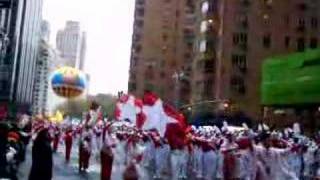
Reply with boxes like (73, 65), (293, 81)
(29, 128), (53, 180)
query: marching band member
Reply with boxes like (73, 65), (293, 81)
(64, 126), (73, 163)
(100, 127), (115, 180)
(79, 126), (93, 172)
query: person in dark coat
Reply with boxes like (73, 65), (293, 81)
(29, 128), (53, 180)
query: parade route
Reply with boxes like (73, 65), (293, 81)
(18, 143), (100, 180)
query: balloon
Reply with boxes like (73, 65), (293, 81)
(51, 66), (86, 98)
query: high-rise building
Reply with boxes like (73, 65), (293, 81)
(40, 20), (50, 42)
(0, 0), (44, 114)
(56, 21), (86, 70)
(13, 0), (44, 109)
(78, 32), (86, 71)
(128, 0), (197, 106)
(33, 20), (51, 114)
(0, 1), (14, 102)
(193, 0), (320, 119)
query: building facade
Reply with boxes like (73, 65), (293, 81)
(128, 0), (197, 107)
(33, 40), (49, 114)
(78, 32), (86, 71)
(13, 0), (44, 107)
(0, 0), (14, 102)
(193, 0), (320, 119)
(56, 21), (86, 70)
(32, 20), (51, 114)
(0, 0), (44, 115)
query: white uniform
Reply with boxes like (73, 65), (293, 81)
(193, 145), (203, 178)
(111, 140), (127, 180)
(203, 150), (219, 180)
(255, 146), (299, 180)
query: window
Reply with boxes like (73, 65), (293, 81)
(204, 79), (213, 97)
(201, 1), (209, 15)
(131, 57), (139, 66)
(204, 61), (214, 73)
(130, 73), (136, 80)
(136, 8), (144, 17)
(297, 38), (305, 52)
(310, 38), (318, 49)
(175, 10), (180, 18)
(134, 44), (142, 53)
(284, 15), (290, 26)
(129, 83), (137, 91)
(263, 34), (271, 48)
(239, 14), (248, 28)
(184, 53), (191, 59)
(135, 20), (144, 28)
(133, 34), (141, 42)
(0, 80), (8, 90)
(136, 0), (145, 5)
(311, 17), (318, 29)
(200, 20), (208, 33)
(145, 68), (155, 80)
(241, 0), (250, 7)
(232, 54), (247, 72)
(233, 33), (247, 45)
(162, 33), (168, 41)
(160, 71), (166, 78)
(297, 3), (307, 11)
(285, 36), (290, 48)
(230, 76), (246, 94)
(297, 18), (305, 32)
(263, 0), (273, 6)
(199, 40), (206, 52)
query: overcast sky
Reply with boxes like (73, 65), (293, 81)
(43, 0), (135, 95)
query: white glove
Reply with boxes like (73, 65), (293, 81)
(6, 147), (17, 162)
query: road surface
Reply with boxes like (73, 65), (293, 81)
(18, 142), (101, 180)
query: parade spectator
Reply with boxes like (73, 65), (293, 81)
(29, 128), (53, 180)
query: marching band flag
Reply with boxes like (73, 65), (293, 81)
(141, 91), (187, 137)
(114, 91), (187, 137)
(115, 94), (145, 129)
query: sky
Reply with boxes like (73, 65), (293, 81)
(43, 0), (135, 95)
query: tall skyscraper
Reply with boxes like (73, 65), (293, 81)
(13, 0), (44, 108)
(78, 32), (86, 71)
(193, 0), (320, 119)
(33, 20), (51, 114)
(40, 20), (50, 42)
(128, 0), (197, 106)
(0, 1), (14, 102)
(0, 0), (44, 114)
(56, 21), (86, 70)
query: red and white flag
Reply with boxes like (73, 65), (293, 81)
(141, 91), (187, 137)
(115, 94), (145, 129)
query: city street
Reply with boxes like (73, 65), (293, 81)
(18, 143), (100, 180)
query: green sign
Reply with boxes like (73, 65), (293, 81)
(261, 49), (320, 106)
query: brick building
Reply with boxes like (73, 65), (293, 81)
(128, 0), (197, 107)
(193, 0), (320, 119)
